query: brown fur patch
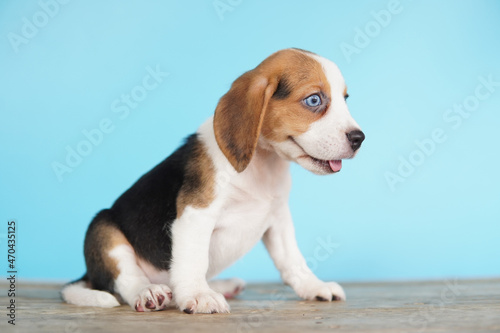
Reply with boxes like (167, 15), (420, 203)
(261, 50), (331, 142)
(213, 49), (331, 171)
(176, 139), (216, 217)
(85, 220), (130, 280)
(214, 73), (278, 172)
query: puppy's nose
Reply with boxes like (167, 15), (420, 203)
(347, 130), (365, 151)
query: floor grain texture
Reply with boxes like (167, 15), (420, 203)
(0, 279), (499, 333)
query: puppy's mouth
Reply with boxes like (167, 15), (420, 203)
(307, 156), (343, 173)
(289, 137), (342, 174)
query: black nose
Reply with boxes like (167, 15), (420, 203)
(347, 130), (365, 151)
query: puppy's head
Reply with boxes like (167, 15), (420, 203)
(214, 48), (364, 175)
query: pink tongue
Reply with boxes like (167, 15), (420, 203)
(328, 160), (342, 172)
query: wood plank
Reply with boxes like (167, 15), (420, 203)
(1, 279), (499, 332)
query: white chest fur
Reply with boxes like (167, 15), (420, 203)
(206, 147), (292, 278)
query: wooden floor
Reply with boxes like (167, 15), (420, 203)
(1, 279), (499, 333)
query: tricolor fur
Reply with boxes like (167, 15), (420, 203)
(61, 48), (365, 314)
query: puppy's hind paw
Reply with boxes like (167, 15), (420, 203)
(133, 284), (172, 312)
(209, 278), (246, 299)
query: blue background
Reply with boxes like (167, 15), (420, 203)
(1, 0), (499, 283)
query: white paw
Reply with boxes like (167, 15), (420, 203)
(209, 278), (246, 299)
(296, 281), (346, 302)
(94, 290), (121, 308)
(133, 284), (172, 312)
(177, 288), (230, 314)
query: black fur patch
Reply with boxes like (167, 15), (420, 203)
(272, 76), (292, 100)
(83, 134), (200, 292)
(111, 134), (200, 270)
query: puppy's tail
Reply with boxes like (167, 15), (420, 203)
(61, 274), (120, 308)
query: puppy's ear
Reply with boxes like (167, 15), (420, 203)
(214, 71), (278, 173)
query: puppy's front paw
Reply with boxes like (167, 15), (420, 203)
(134, 284), (172, 312)
(297, 281), (346, 302)
(177, 289), (230, 314)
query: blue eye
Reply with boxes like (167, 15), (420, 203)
(304, 94), (322, 107)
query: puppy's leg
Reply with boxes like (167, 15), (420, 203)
(109, 244), (172, 312)
(263, 205), (346, 302)
(208, 278), (246, 299)
(169, 207), (230, 314)
(85, 216), (172, 312)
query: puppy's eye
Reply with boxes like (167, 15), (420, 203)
(304, 94), (322, 107)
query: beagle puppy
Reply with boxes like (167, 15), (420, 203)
(62, 48), (365, 314)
